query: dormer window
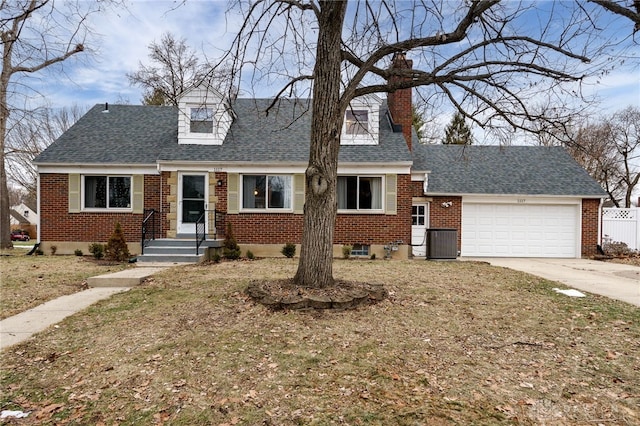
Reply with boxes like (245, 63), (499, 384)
(178, 86), (233, 145)
(190, 107), (214, 134)
(341, 95), (381, 145)
(346, 110), (368, 135)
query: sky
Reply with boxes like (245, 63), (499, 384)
(16, 0), (640, 138)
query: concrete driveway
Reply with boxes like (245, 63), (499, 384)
(464, 258), (640, 307)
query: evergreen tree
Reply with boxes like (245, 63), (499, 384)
(442, 112), (473, 145)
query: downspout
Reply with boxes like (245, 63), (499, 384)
(157, 162), (162, 235)
(36, 170), (40, 244)
(598, 197), (603, 253)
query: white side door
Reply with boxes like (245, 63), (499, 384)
(412, 203), (429, 257)
(178, 173), (208, 235)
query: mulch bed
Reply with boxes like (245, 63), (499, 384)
(245, 278), (388, 310)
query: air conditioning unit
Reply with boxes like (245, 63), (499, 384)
(426, 228), (458, 260)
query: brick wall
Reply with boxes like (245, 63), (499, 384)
(581, 198), (600, 257)
(40, 173), (162, 243)
(225, 174), (412, 246)
(428, 196), (463, 251)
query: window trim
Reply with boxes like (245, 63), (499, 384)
(189, 106), (214, 134)
(240, 174), (294, 212)
(82, 175), (133, 211)
(350, 244), (370, 257)
(337, 175), (385, 213)
(345, 109), (369, 135)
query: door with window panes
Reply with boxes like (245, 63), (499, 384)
(178, 173), (208, 235)
(411, 204), (429, 257)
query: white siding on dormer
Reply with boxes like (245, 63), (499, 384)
(178, 86), (233, 145)
(341, 95), (381, 146)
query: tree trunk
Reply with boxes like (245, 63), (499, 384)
(1, 34), (13, 249)
(293, 1), (347, 288)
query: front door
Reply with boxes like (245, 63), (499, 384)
(178, 173), (208, 235)
(411, 203), (429, 257)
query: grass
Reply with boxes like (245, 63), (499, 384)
(0, 257), (639, 425)
(0, 251), (132, 320)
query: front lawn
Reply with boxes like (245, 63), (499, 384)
(0, 252), (132, 320)
(1, 258), (638, 425)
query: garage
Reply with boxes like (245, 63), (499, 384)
(462, 202), (579, 258)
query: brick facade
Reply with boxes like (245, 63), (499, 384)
(222, 174), (412, 247)
(581, 198), (600, 257)
(39, 174), (163, 249)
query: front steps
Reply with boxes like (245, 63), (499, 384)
(137, 238), (222, 264)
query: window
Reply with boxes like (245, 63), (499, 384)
(190, 107), (214, 133)
(351, 244), (370, 257)
(412, 205), (426, 226)
(242, 175), (292, 210)
(345, 110), (368, 135)
(337, 176), (382, 211)
(84, 176), (131, 209)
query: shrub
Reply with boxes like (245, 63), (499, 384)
(342, 244), (353, 259)
(89, 243), (104, 259)
(50, 245), (57, 255)
(603, 241), (633, 257)
(281, 242), (296, 258)
(246, 250), (255, 260)
(74, 249), (84, 256)
(223, 222), (241, 260)
(370, 253), (376, 260)
(211, 252), (221, 263)
(105, 222), (131, 261)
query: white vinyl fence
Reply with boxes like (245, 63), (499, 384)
(602, 208), (640, 251)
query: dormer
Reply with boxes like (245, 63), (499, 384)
(341, 94), (382, 146)
(177, 85), (233, 145)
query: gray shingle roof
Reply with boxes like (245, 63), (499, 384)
(34, 104), (177, 164)
(412, 144), (605, 197)
(35, 99), (412, 165)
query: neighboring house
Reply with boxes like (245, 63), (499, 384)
(9, 201), (38, 237)
(34, 55), (605, 260)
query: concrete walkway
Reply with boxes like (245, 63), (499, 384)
(466, 258), (640, 307)
(0, 267), (165, 351)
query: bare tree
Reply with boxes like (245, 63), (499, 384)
(589, 0), (640, 32)
(225, 0), (621, 288)
(610, 106), (640, 207)
(5, 105), (87, 200)
(567, 121), (625, 206)
(1, 1), (108, 248)
(127, 32), (229, 106)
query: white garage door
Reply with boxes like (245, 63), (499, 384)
(462, 203), (578, 258)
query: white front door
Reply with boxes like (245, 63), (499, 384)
(412, 203), (429, 257)
(178, 173), (208, 235)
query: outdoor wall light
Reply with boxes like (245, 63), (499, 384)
(441, 201), (453, 208)
(217, 179), (224, 187)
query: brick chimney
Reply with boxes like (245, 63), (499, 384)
(387, 53), (413, 151)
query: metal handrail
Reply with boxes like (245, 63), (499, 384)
(195, 211), (206, 255)
(195, 209), (226, 255)
(141, 209), (157, 255)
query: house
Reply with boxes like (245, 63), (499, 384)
(34, 55), (605, 261)
(10, 201), (38, 238)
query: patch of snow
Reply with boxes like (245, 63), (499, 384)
(553, 288), (586, 298)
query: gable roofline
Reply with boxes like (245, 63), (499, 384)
(10, 209), (29, 223)
(412, 144), (606, 197)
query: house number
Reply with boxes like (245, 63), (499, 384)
(517, 199), (526, 203)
